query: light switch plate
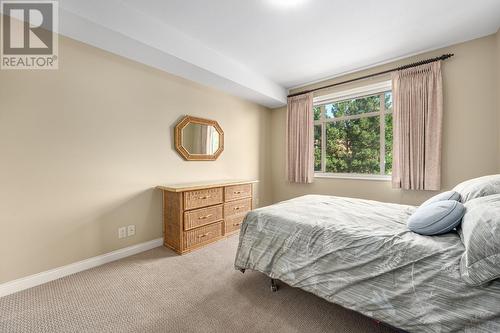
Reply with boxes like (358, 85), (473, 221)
(127, 225), (136, 237)
(118, 227), (127, 239)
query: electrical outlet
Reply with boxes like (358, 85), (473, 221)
(118, 227), (127, 239)
(127, 225), (136, 237)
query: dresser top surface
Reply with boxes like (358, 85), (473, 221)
(157, 179), (258, 192)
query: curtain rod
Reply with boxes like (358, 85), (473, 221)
(287, 53), (454, 98)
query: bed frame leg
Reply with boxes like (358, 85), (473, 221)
(270, 278), (278, 292)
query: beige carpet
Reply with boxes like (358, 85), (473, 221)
(0, 235), (396, 333)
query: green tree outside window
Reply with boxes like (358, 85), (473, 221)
(314, 91), (393, 176)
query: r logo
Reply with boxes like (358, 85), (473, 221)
(2, 2), (53, 54)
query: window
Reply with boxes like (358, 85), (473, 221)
(314, 82), (393, 179)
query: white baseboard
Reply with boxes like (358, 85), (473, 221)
(0, 238), (163, 298)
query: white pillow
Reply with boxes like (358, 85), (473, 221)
(453, 174), (500, 203)
(459, 194), (500, 286)
(420, 190), (461, 207)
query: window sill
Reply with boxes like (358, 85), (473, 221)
(314, 173), (391, 181)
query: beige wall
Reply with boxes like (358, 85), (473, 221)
(498, 29), (500, 171)
(272, 34), (500, 205)
(0, 36), (272, 284)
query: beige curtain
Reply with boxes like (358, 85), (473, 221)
(287, 93), (314, 183)
(391, 61), (443, 190)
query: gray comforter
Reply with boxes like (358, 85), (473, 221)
(234, 195), (500, 333)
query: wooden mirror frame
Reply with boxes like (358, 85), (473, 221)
(174, 116), (224, 161)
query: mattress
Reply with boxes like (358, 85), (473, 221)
(234, 195), (500, 333)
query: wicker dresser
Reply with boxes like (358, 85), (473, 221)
(158, 180), (257, 254)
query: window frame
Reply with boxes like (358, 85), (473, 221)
(313, 81), (393, 181)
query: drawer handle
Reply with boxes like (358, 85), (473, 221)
(233, 191), (242, 194)
(234, 206), (244, 210)
(233, 223), (241, 226)
(198, 214), (213, 220)
(199, 195), (211, 200)
(198, 232), (212, 239)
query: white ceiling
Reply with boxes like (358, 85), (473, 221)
(56, 0), (500, 107)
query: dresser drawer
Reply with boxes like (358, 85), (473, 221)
(224, 198), (252, 218)
(184, 187), (223, 210)
(225, 215), (245, 234)
(225, 184), (252, 202)
(184, 205), (223, 231)
(184, 222), (223, 249)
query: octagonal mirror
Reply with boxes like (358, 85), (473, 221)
(174, 116), (224, 161)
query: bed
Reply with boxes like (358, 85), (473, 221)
(234, 195), (500, 333)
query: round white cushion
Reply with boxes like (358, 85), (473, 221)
(408, 200), (465, 236)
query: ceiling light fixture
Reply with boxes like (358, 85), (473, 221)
(268, 0), (308, 8)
